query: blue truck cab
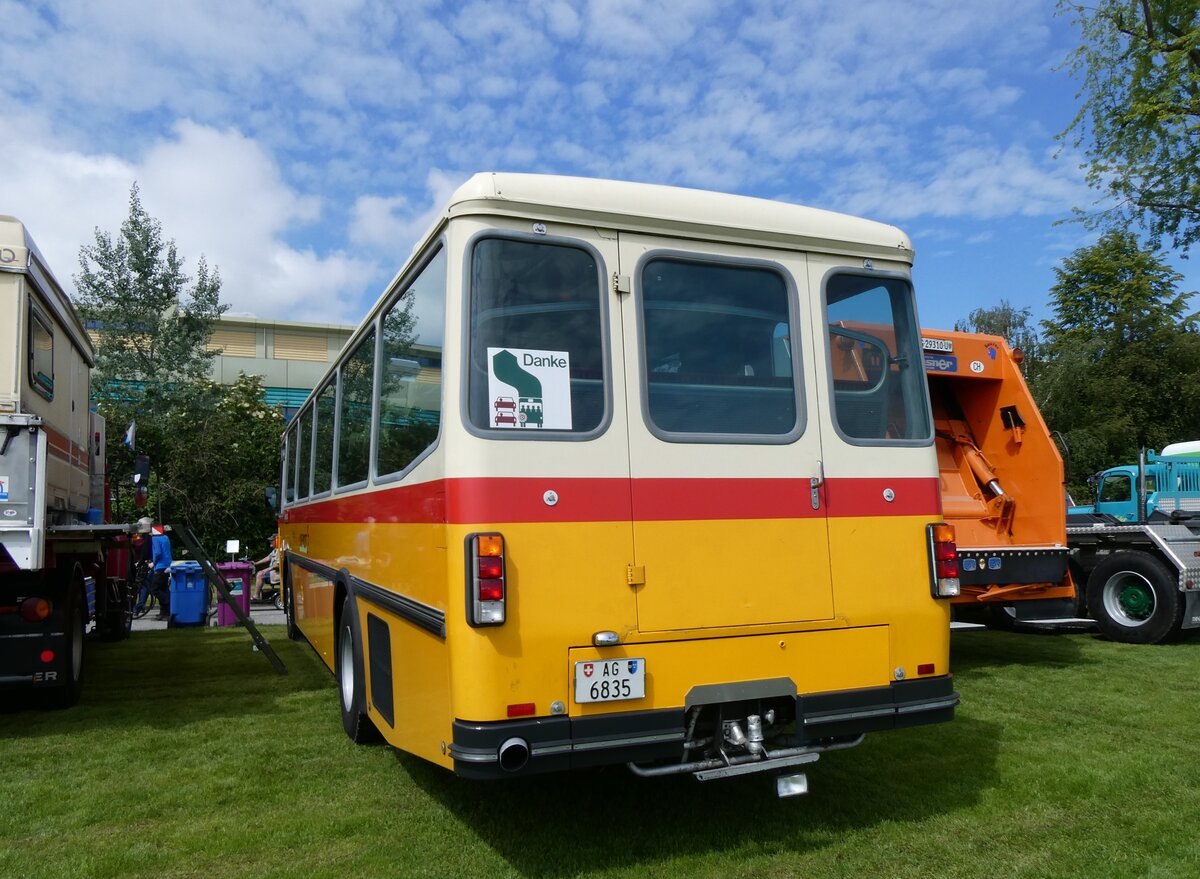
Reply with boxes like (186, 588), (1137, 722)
(1069, 453), (1200, 522)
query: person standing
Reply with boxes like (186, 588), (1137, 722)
(131, 518), (155, 614)
(149, 524), (173, 621)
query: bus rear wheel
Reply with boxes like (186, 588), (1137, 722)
(336, 593), (380, 744)
(1087, 552), (1183, 645)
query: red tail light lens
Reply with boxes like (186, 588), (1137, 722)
(478, 579), (504, 601)
(927, 523), (961, 598)
(467, 533), (506, 626)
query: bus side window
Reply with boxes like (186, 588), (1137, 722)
(296, 406), (313, 501)
(337, 330), (375, 488)
(283, 425), (296, 505)
(377, 248), (446, 477)
(313, 381), (336, 495)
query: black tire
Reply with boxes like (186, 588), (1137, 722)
(282, 568), (302, 642)
(1086, 552), (1183, 645)
(46, 570), (86, 709)
(336, 592), (380, 744)
(96, 577), (133, 642)
(985, 604), (1020, 631)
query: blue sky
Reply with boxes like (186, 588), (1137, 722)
(2, 0), (1195, 332)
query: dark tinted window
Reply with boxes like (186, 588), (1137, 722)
(468, 238), (605, 433)
(641, 258), (797, 437)
(29, 305), (54, 400)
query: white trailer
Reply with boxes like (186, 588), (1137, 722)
(0, 215), (134, 707)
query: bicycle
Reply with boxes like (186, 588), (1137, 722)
(130, 559), (160, 619)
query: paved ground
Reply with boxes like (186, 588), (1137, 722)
(130, 602), (286, 632)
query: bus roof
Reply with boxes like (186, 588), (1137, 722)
(446, 172), (915, 261)
(0, 214), (95, 367)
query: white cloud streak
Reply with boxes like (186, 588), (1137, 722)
(0, 0), (1089, 322)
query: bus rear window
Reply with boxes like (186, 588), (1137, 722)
(640, 257), (798, 439)
(467, 237), (606, 434)
(826, 275), (930, 443)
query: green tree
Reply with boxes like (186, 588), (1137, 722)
(1060, 0), (1200, 251)
(1038, 230), (1200, 496)
(73, 187), (279, 552)
(155, 374), (284, 554)
(954, 299), (1041, 352)
(75, 184), (225, 387)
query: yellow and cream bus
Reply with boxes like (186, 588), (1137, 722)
(278, 173), (960, 796)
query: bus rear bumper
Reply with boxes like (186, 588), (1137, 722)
(450, 675), (958, 779)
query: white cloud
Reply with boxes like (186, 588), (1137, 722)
(1, 116), (376, 323)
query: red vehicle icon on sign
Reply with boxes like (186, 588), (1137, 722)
(493, 396), (517, 426)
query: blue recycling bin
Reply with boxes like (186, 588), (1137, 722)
(169, 561), (208, 626)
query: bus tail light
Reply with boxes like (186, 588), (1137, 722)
(467, 533), (506, 626)
(927, 523), (961, 598)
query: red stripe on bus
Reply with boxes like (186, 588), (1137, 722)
(822, 477), (943, 518)
(631, 479), (821, 520)
(282, 476), (941, 525)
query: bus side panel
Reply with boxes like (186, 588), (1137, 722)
(359, 600), (454, 769)
(290, 556), (338, 671)
(828, 514), (951, 678)
(446, 520), (636, 724)
(288, 519), (450, 672)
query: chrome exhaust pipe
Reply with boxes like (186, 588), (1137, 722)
(498, 737), (530, 772)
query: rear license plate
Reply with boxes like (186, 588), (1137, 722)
(574, 658), (646, 703)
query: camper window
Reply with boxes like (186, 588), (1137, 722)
(28, 304), (54, 400)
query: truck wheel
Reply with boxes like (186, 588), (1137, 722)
(336, 593), (380, 744)
(46, 572), (86, 708)
(985, 605), (1020, 631)
(1086, 553), (1183, 645)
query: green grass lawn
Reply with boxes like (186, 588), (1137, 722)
(2, 625), (1198, 879)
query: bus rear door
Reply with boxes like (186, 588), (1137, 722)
(617, 235), (833, 633)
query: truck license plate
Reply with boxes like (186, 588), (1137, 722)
(574, 658), (645, 703)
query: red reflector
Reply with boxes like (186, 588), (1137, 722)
(917, 663), (935, 676)
(507, 702), (535, 718)
(40, 650), (55, 664)
(936, 558), (959, 578)
(478, 557), (503, 579)
(478, 579), (504, 601)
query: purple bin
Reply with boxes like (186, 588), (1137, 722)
(215, 561), (254, 627)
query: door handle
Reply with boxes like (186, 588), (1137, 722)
(810, 460), (824, 510)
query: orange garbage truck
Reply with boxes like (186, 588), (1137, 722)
(920, 329), (1076, 624)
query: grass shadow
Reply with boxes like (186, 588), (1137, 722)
(0, 625), (331, 737)
(950, 627), (1091, 675)
(401, 711), (1001, 877)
